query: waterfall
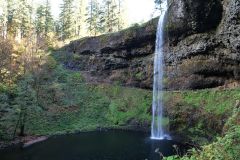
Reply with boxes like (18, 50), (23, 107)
(151, 0), (169, 140)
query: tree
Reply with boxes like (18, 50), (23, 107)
(36, 5), (46, 38)
(0, 39), (13, 84)
(12, 34), (46, 136)
(0, 87), (11, 139)
(54, 19), (62, 39)
(7, 0), (20, 38)
(13, 74), (37, 136)
(19, 0), (32, 38)
(35, 1), (54, 47)
(85, 0), (101, 36)
(116, 0), (125, 31)
(74, 0), (87, 38)
(102, 0), (118, 33)
(0, 0), (8, 39)
(59, 0), (75, 40)
(44, 0), (54, 37)
(6, 0), (33, 40)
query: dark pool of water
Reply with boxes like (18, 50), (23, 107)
(0, 131), (188, 160)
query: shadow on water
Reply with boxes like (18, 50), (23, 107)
(0, 131), (189, 160)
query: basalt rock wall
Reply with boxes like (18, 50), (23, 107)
(65, 0), (240, 90)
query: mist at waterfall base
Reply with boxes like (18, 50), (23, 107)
(151, 0), (170, 140)
(0, 131), (189, 160)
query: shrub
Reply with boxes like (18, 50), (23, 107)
(46, 56), (57, 70)
(164, 107), (240, 160)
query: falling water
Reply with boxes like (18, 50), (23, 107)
(151, 0), (169, 140)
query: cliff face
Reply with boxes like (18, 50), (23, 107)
(166, 0), (240, 89)
(66, 0), (240, 90)
(66, 20), (158, 89)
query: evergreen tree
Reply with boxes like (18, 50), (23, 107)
(54, 19), (62, 39)
(14, 74), (37, 136)
(74, 0), (87, 38)
(59, 0), (75, 40)
(36, 5), (46, 38)
(0, 0), (8, 39)
(7, 0), (20, 38)
(18, 0), (33, 39)
(85, 0), (100, 36)
(35, 0), (54, 45)
(97, 4), (107, 34)
(116, 0), (125, 31)
(6, 0), (33, 40)
(0, 39), (13, 83)
(44, 0), (54, 37)
(102, 0), (118, 33)
(0, 88), (12, 139)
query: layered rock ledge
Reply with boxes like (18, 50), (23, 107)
(65, 0), (240, 90)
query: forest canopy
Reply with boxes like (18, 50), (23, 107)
(0, 0), (160, 42)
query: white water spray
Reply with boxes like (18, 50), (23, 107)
(151, 0), (170, 140)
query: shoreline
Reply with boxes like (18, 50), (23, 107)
(0, 136), (48, 150)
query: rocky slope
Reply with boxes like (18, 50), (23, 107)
(65, 0), (240, 90)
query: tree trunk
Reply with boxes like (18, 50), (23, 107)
(19, 124), (25, 137)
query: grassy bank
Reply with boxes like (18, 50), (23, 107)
(164, 89), (240, 144)
(0, 61), (152, 139)
(165, 107), (240, 160)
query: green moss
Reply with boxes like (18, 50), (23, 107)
(135, 72), (145, 80)
(73, 54), (82, 61)
(179, 89), (240, 115)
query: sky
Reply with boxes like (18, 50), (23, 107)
(126, 0), (155, 23)
(34, 0), (156, 24)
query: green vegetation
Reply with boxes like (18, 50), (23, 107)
(1, 49), (239, 140)
(164, 89), (240, 145)
(0, 53), (152, 139)
(0, 48), (239, 159)
(165, 107), (240, 160)
(1, 50), (239, 143)
(180, 89), (240, 115)
(0, 0), (127, 43)
(26, 79), (153, 136)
